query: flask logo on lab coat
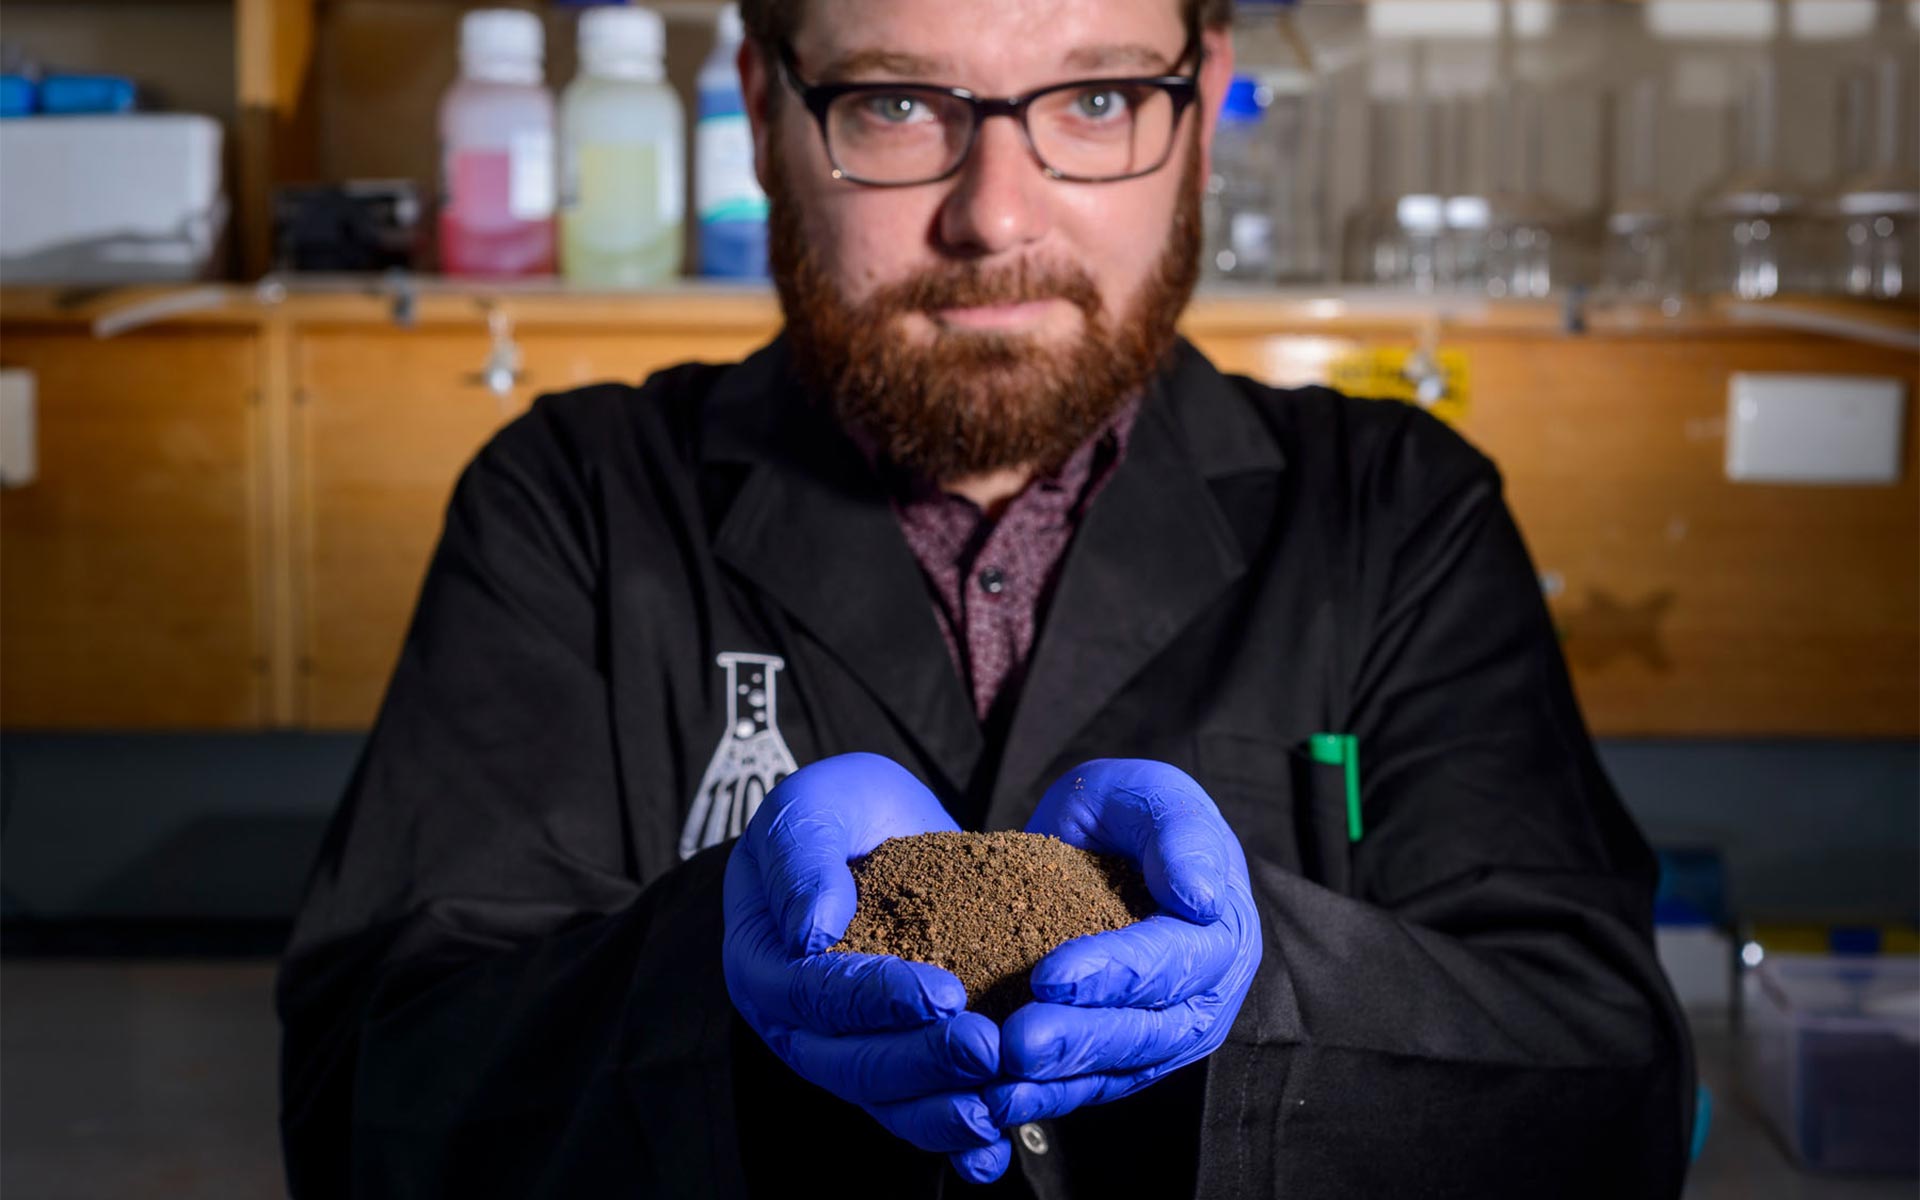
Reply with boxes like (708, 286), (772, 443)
(679, 652), (800, 859)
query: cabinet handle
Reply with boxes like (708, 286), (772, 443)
(464, 305), (525, 407)
(0, 368), (36, 489)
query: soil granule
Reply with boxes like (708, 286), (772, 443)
(829, 830), (1156, 1023)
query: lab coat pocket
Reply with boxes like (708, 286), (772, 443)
(1196, 731), (1352, 896)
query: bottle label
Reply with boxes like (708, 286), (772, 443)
(509, 131), (555, 220)
(563, 142), (684, 243)
(448, 149), (534, 228)
(696, 113), (768, 225)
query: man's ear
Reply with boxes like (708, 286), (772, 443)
(740, 38), (776, 195)
(1195, 27), (1236, 187)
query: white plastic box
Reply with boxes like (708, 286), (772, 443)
(0, 114), (226, 284)
(1743, 954), (1920, 1174)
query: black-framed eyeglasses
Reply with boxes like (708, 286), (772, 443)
(776, 41), (1204, 187)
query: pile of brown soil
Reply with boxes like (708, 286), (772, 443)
(830, 830), (1155, 1023)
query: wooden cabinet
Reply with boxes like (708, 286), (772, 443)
(3, 286), (1915, 738)
(295, 327), (532, 728)
(1458, 333), (1920, 737)
(1197, 315), (1920, 737)
(292, 292), (777, 725)
(0, 328), (267, 728)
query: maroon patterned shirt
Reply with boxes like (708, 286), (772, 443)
(866, 397), (1141, 723)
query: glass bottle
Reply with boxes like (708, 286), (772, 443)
(696, 3), (769, 279)
(438, 9), (556, 278)
(1604, 76), (1685, 305)
(1824, 55), (1918, 300)
(559, 5), (685, 286)
(1689, 57), (1824, 299)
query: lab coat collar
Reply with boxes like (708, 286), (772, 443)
(703, 336), (987, 801)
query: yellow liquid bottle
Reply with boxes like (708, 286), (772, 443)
(559, 8), (683, 287)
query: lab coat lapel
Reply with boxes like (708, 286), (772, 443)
(703, 340), (984, 801)
(983, 344), (1257, 830)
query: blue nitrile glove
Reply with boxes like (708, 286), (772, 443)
(984, 759), (1261, 1129)
(722, 752), (1014, 1184)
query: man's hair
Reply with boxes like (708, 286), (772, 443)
(739, 0), (1234, 47)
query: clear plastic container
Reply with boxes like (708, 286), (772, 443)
(1604, 77), (1684, 305)
(1438, 95), (1490, 293)
(438, 9), (556, 278)
(1262, 68), (1330, 283)
(695, 3), (768, 278)
(1478, 85), (1583, 299)
(1688, 59), (1825, 299)
(559, 6), (684, 286)
(1203, 76), (1279, 281)
(1822, 56), (1918, 301)
(1742, 954), (1920, 1174)
(1344, 95), (1448, 292)
(1213, 0), (1330, 283)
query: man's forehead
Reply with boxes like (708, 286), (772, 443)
(796, 0), (1186, 80)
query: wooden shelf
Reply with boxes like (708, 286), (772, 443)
(3, 281), (1914, 345)
(4, 278), (1915, 736)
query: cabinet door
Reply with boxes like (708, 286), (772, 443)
(0, 329), (264, 728)
(1191, 325), (1920, 737)
(1458, 334), (1920, 738)
(296, 324), (774, 728)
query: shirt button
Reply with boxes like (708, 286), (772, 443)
(1017, 1122), (1049, 1155)
(977, 567), (1006, 596)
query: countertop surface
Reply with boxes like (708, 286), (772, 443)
(1, 960), (1913, 1198)
(2, 280), (1915, 348)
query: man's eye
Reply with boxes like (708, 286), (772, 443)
(1072, 88), (1131, 120)
(862, 94), (932, 124)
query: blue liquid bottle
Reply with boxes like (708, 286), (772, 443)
(695, 3), (768, 279)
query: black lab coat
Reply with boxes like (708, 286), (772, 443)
(277, 336), (1695, 1198)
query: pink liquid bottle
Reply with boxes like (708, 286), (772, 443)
(438, 9), (556, 277)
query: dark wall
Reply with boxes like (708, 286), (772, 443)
(1, 733), (1914, 930)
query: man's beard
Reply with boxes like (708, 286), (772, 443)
(768, 129), (1203, 483)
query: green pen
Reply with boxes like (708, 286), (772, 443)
(1308, 733), (1363, 843)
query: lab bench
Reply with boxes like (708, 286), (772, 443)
(1, 282), (1914, 738)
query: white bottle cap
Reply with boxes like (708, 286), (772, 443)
(461, 9), (544, 84)
(580, 6), (666, 79)
(717, 2), (745, 44)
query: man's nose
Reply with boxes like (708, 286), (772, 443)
(936, 114), (1051, 256)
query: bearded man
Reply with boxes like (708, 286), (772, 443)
(277, 1), (1695, 1196)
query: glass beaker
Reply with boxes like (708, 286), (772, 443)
(1689, 57), (1825, 299)
(1345, 94), (1449, 291)
(1823, 55), (1918, 300)
(1213, 0), (1333, 284)
(1481, 84), (1582, 298)
(1604, 76), (1685, 304)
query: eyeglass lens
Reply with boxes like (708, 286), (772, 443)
(824, 83), (1179, 184)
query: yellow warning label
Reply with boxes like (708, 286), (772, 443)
(1325, 346), (1471, 427)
